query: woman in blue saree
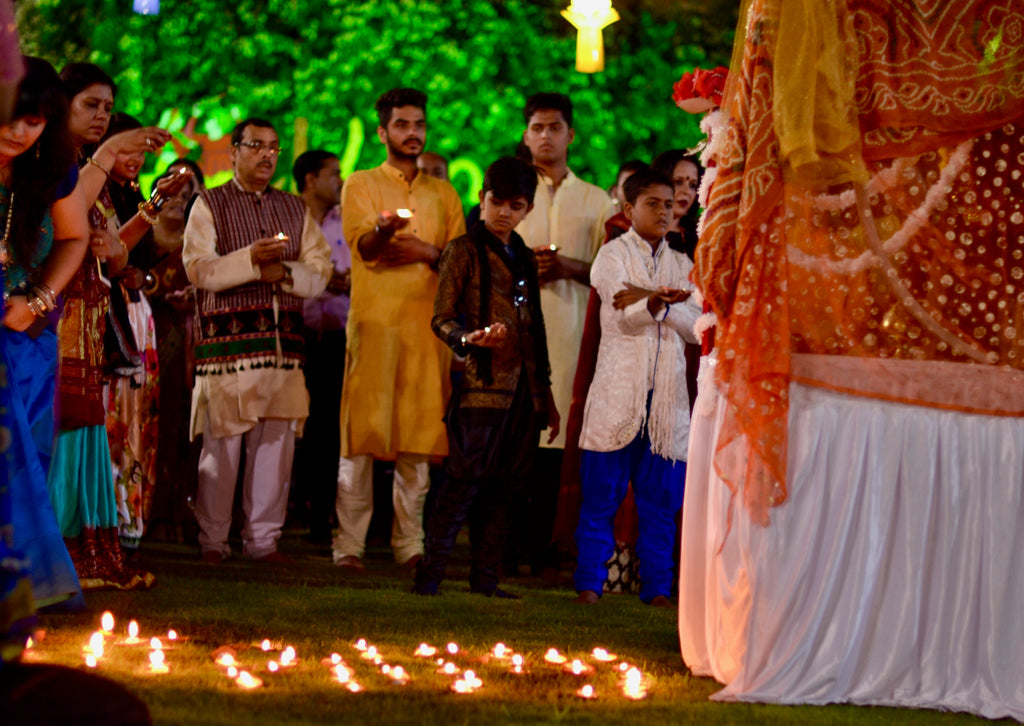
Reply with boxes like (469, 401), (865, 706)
(1, 56), (90, 610)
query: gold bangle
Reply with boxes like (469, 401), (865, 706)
(87, 156), (111, 176)
(136, 201), (158, 226)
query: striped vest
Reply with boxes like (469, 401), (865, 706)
(194, 181), (306, 375)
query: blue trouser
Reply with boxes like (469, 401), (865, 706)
(574, 429), (685, 603)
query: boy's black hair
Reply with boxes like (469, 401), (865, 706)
(59, 62), (117, 101)
(481, 157), (538, 205)
(622, 169), (674, 206)
(523, 92), (573, 127)
(230, 117), (276, 146)
(292, 150), (337, 192)
(375, 88), (427, 127)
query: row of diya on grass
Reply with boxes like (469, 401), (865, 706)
(26, 611), (649, 699)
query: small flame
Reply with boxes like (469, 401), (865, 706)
(330, 653), (342, 664)
(216, 653), (237, 667)
(414, 643), (437, 657)
(512, 654), (524, 667)
(100, 612), (114, 632)
(261, 639), (272, 651)
(226, 666), (238, 678)
(354, 638), (367, 651)
(85, 654), (98, 668)
(446, 642), (459, 655)
(89, 631), (105, 658)
(127, 620), (139, 639)
(167, 630), (178, 641)
(577, 684), (596, 699)
(347, 681), (362, 693)
(544, 648), (567, 664)
(267, 661), (279, 673)
(492, 643), (508, 658)
(150, 637), (162, 650)
(149, 650), (165, 667)
(236, 670), (263, 689)
(591, 647), (616, 662)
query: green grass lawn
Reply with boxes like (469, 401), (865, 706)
(29, 535), (1001, 726)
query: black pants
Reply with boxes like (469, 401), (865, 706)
(291, 328), (346, 541)
(415, 376), (539, 595)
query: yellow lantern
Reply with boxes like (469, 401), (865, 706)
(561, 0), (620, 73)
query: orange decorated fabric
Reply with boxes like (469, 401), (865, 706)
(694, 0), (1024, 525)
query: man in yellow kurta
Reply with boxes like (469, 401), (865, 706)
(334, 88), (465, 570)
(513, 92), (614, 575)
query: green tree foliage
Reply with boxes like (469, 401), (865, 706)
(17, 0), (735, 201)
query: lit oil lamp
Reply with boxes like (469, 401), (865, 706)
(267, 661), (280, 673)
(100, 611), (114, 634)
(621, 667), (647, 700)
(509, 653), (527, 674)
(86, 631), (105, 659)
(437, 661), (460, 675)
(235, 670), (263, 690)
(346, 681), (362, 693)
(544, 648), (567, 665)
(491, 643), (510, 659)
(215, 652), (237, 668)
(261, 639), (272, 652)
(167, 630), (178, 641)
(84, 654), (98, 668)
(563, 658), (595, 676)
(148, 649), (169, 674)
(446, 642), (459, 655)
(414, 643), (437, 657)
(591, 647), (616, 663)
(330, 653), (342, 665)
(354, 638), (368, 651)
(150, 637), (162, 651)
(280, 645), (296, 667)
(226, 666), (238, 678)
(396, 208), (413, 219)
(388, 665), (409, 684)
(333, 664), (352, 684)
(576, 684), (597, 700)
(124, 620), (141, 645)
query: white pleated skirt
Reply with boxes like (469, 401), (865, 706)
(680, 364), (1024, 720)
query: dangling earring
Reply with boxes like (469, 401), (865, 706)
(34, 143), (40, 161)
(129, 179), (140, 193)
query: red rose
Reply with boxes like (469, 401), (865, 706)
(672, 71), (697, 105)
(693, 66), (729, 107)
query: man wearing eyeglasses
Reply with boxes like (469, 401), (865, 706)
(182, 117), (333, 565)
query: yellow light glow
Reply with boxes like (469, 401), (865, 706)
(88, 631), (105, 658)
(100, 612), (114, 633)
(561, 0), (619, 73)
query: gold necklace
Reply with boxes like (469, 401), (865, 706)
(0, 189), (13, 266)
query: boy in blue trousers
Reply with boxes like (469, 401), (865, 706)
(573, 169), (700, 606)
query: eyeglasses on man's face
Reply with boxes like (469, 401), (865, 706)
(236, 140), (281, 156)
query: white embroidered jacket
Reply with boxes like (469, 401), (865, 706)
(578, 228), (700, 461)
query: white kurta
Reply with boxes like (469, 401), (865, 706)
(516, 170), (613, 448)
(580, 229), (700, 461)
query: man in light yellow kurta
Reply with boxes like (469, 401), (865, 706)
(334, 88), (465, 569)
(513, 93), (614, 574)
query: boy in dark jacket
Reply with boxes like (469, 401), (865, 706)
(413, 157), (559, 598)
